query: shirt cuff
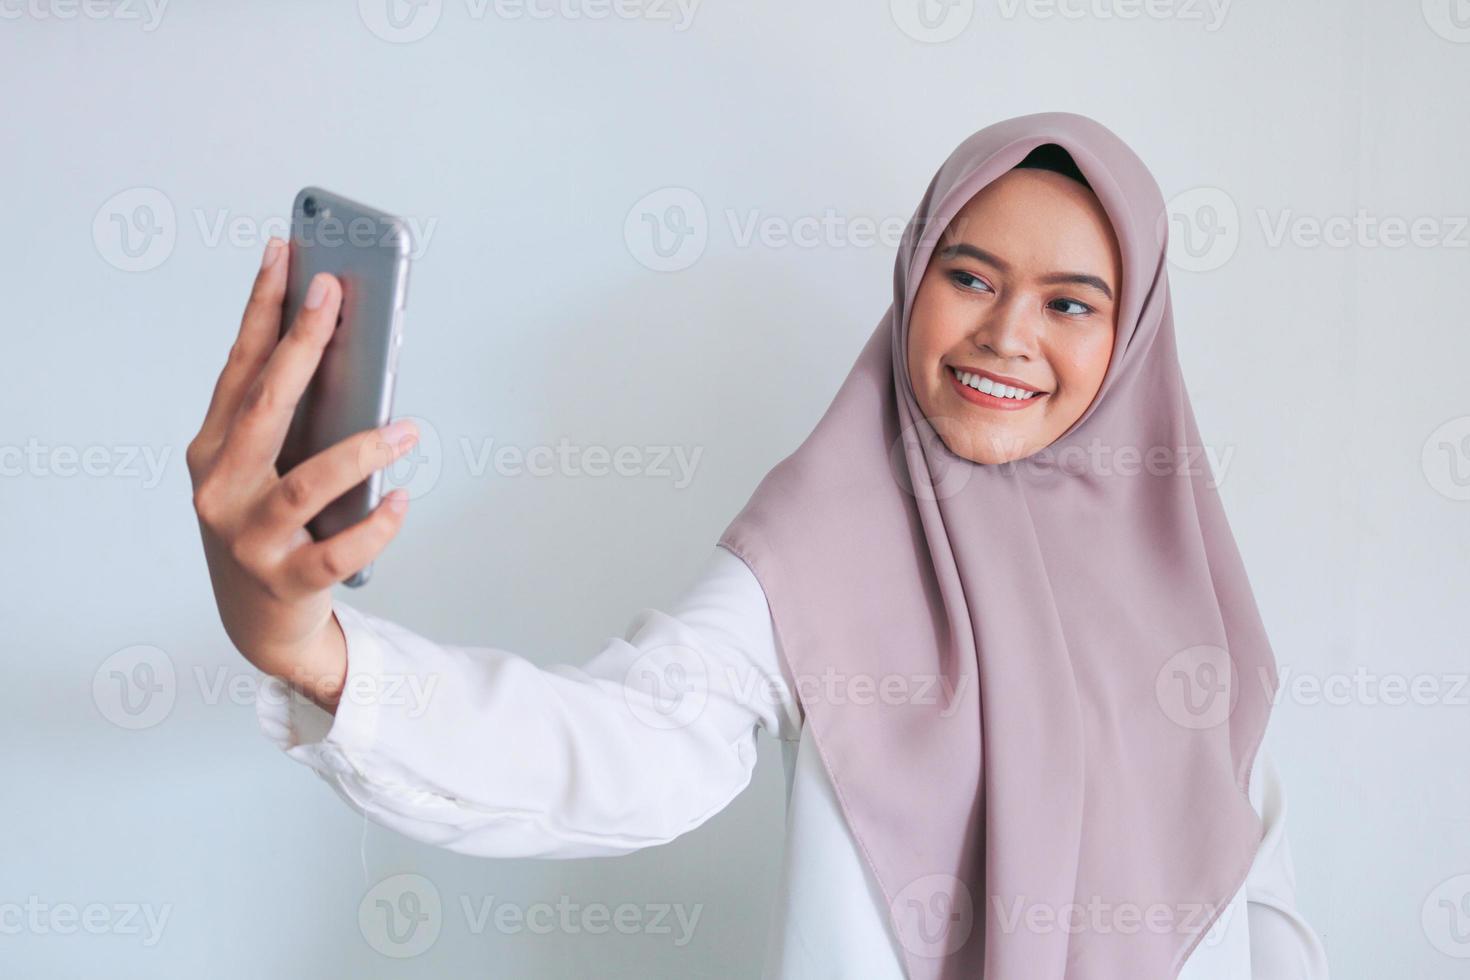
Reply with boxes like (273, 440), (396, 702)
(255, 599), (387, 770)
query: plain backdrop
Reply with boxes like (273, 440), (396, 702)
(4, 1), (1468, 976)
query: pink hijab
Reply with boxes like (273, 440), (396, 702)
(717, 112), (1276, 978)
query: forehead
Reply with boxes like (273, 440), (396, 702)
(940, 168), (1121, 269)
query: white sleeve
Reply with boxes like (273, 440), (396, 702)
(1244, 747), (1332, 978)
(254, 544), (801, 859)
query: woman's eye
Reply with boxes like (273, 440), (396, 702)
(1050, 297), (1093, 316)
(948, 271), (992, 293)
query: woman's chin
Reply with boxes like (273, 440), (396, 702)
(935, 420), (1042, 466)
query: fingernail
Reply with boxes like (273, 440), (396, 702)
(386, 489), (409, 513)
(380, 418), (419, 451)
(304, 274), (330, 310)
(260, 238), (282, 269)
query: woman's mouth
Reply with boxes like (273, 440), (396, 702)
(946, 366), (1049, 411)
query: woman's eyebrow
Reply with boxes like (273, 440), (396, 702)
(937, 242), (1114, 302)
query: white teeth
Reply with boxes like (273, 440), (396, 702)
(951, 367), (1039, 400)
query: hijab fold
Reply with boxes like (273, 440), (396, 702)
(718, 111), (1277, 979)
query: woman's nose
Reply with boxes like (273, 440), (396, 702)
(970, 296), (1037, 360)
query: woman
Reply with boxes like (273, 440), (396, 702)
(188, 112), (1330, 978)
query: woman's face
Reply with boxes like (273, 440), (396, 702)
(906, 167), (1122, 464)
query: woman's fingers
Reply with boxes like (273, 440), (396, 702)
(279, 490), (411, 595)
(191, 238), (290, 465)
(263, 419), (420, 530)
(214, 271), (342, 481)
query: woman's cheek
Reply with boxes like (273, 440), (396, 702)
(1055, 334), (1108, 391)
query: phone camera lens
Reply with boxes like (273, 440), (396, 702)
(303, 196), (318, 218)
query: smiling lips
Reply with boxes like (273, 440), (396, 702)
(947, 365), (1049, 411)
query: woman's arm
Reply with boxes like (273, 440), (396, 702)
(256, 545), (801, 859)
(1244, 748), (1332, 978)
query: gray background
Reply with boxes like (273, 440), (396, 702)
(4, 1), (1468, 976)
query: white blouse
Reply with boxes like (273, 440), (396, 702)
(256, 544), (1331, 979)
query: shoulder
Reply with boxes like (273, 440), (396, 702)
(635, 543), (798, 740)
(642, 543), (775, 645)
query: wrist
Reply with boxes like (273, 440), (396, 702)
(279, 611), (349, 714)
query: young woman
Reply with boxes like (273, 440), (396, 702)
(188, 112), (1330, 978)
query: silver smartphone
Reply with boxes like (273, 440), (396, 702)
(276, 187), (413, 588)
